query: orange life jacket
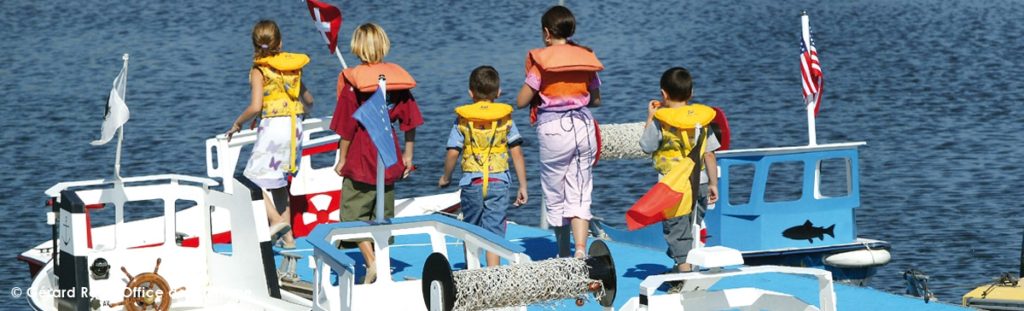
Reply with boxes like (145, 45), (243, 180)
(339, 62), (416, 93)
(524, 45), (603, 124)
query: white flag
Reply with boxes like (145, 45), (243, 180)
(91, 55), (130, 146)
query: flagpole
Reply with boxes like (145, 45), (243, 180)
(114, 53), (129, 179)
(334, 45), (348, 69)
(801, 12), (817, 146)
(375, 75), (387, 222)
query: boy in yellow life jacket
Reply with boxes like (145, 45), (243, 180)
(439, 66), (529, 267)
(639, 67), (721, 273)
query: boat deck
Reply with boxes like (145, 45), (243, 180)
(225, 222), (967, 310)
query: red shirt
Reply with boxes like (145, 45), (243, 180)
(330, 73), (423, 185)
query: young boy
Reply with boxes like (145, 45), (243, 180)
(639, 67), (720, 273)
(438, 66), (528, 267)
(330, 23), (422, 284)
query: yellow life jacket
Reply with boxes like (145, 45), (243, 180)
(455, 101), (514, 197)
(652, 104), (715, 219)
(253, 52), (310, 173)
(652, 104), (716, 175)
(341, 62), (417, 93)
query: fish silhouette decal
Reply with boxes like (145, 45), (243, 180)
(782, 220), (835, 243)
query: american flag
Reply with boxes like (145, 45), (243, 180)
(800, 26), (823, 117)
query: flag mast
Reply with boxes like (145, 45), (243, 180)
(801, 11), (817, 146)
(375, 75), (387, 222)
(114, 53), (129, 180)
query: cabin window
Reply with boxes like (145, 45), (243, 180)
(764, 161), (804, 202)
(817, 158), (851, 198)
(121, 199), (166, 249)
(210, 204), (233, 256)
(174, 200), (199, 248)
(727, 164), (755, 205)
(307, 131), (340, 170)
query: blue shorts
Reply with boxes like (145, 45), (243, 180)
(460, 180), (510, 236)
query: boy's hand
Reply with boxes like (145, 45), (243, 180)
(648, 100), (662, 119)
(707, 184), (719, 205)
(333, 158), (346, 176)
(402, 155), (414, 179)
(438, 176), (450, 188)
(513, 187), (528, 207)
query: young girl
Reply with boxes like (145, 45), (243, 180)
(226, 20), (313, 249)
(515, 6), (604, 259)
(330, 23), (422, 284)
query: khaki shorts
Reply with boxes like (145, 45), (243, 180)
(340, 178), (395, 222)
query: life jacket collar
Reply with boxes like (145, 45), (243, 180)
(653, 104), (717, 130)
(254, 52), (310, 71)
(528, 45), (604, 73)
(455, 101), (514, 122)
(342, 62), (417, 92)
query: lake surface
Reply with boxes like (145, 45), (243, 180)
(2, 0), (1022, 308)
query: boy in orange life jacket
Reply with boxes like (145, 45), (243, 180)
(639, 67), (720, 273)
(438, 66), (528, 267)
(329, 23), (423, 284)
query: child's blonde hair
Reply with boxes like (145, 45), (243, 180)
(350, 23), (390, 64)
(252, 20), (281, 60)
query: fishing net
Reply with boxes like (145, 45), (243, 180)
(599, 122), (647, 160)
(450, 257), (603, 311)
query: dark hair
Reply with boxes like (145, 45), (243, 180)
(661, 67), (693, 102)
(542, 6), (592, 52)
(469, 66), (501, 100)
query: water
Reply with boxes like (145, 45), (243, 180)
(2, 0), (1022, 308)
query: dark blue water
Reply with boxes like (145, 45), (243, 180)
(2, 0), (1023, 308)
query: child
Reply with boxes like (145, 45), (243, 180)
(639, 67), (720, 272)
(226, 20), (314, 249)
(515, 5), (604, 259)
(438, 66), (528, 267)
(330, 23), (422, 284)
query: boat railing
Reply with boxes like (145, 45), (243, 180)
(306, 214), (530, 311)
(205, 116), (339, 193)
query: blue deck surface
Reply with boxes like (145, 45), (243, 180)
(241, 223), (966, 310)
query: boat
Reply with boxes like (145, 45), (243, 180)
(19, 111), (973, 310)
(961, 233), (1024, 310)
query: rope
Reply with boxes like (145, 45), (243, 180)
(596, 122), (646, 160)
(450, 257), (602, 310)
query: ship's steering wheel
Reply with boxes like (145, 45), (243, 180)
(108, 258), (184, 311)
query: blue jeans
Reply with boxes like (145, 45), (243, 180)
(460, 180), (510, 236)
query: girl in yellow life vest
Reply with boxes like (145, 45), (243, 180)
(439, 66), (528, 267)
(226, 20), (314, 249)
(638, 67), (720, 273)
(515, 5), (603, 260)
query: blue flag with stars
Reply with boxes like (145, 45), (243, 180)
(353, 86), (398, 168)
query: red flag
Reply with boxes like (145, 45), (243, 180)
(306, 0), (342, 54)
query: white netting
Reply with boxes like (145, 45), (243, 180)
(450, 257), (603, 311)
(599, 122), (647, 160)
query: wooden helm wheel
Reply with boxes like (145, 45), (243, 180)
(123, 272), (171, 311)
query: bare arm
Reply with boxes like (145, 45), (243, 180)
(587, 88), (601, 107)
(300, 83), (314, 108)
(516, 84), (537, 109)
(704, 151), (719, 204)
(334, 139), (351, 176)
(227, 69), (265, 141)
(438, 149), (460, 188)
(509, 145), (528, 206)
(402, 128), (416, 178)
